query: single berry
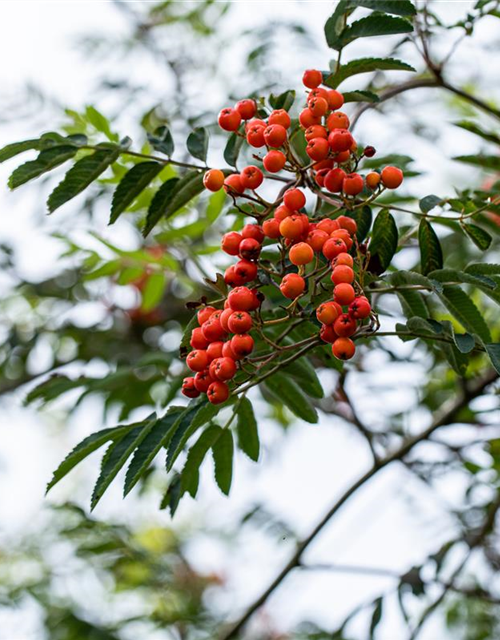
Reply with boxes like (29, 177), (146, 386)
(331, 265), (354, 285)
(337, 215), (357, 235)
(238, 238), (261, 261)
(234, 259), (258, 283)
(186, 349), (210, 372)
(306, 229), (329, 252)
(280, 273), (306, 299)
(366, 172), (381, 190)
(231, 333), (254, 358)
(207, 341), (224, 360)
(269, 109), (291, 129)
(289, 242), (314, 265)
(334, 252), (354, 267)
(302, 69), (323, 89)
(263, 218), (281, 238)
(207, 380), (230, 404)
(202, 317), (226, 342)
(322, 237), (347, 260)
(305, 125), (328, 141)
(194, 370), (213, 393)
(203, 169), (225, 192)
(240, 165), (264, 190)
(334, 283), (356, 306)
(221, 231), (242, 256)
(284, 188), (306, 211)
(332, 337), (355, 360)
(182, 377), (200, 398)
(328, 130), (354, 153)
(210, 357), (237, 381)
(263, 150), (286, 173)
(306, 137), (330, 161)
(364, 145), (376, 158)
(349, 296), (371, 319)
(247, 124), (266, 148)
(316, 301), (340, 325)
(190, 327), (209, 350)
(235, 99), (257, 120)
(326, 111), (350, 131)
(381, 166), (404, 189)
(264, 124), (287, 148)
(324, 168), (346, 193)
(326, 89), (344, 110)
(342, 173), (364, 196)
(224, 174), (245, 195)
(218, 107), (241, 132)
(228, 286), (256, 311)
(228, 310), (253, 334)
(197, 306), (215, 325)
(280, 215), (306, 240)
(308, 96), (328, 118)
(334, 313), (357, 337)
(299, 108), (322, 129)
(242, 224), (265, 243)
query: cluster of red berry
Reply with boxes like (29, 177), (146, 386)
(182, 68), (404, 404)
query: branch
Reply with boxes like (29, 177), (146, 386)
(218, 368), (498, 640)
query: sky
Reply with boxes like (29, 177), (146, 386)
(0, 2), (498, 639)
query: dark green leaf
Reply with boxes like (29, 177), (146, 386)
(484, 343), (500, 374)
(48, 148), (120, 212)
(186, 127), (209, 163)
(264, 374), (319, 424)
(110, 161), (163, 223)
(143, 177), (180, 236)
(369, 597), (383, 639)
(343, 90), (380, 103)
(419, 195), (442, 213)
(419, 218), (443, 275)
(46, 424), (134, 493)
(224, 132), (245, 167)
(181, 424), (222, 497)
(236, 397), (260, 461)
(160, 473), (182, 516)
(368, 209), (398, 274)
(324, 1), (351, 50)
(0, 138), (40, 163)
(91, 414), (157, 509)
(340, 13), (413, 48)
(462, 223), (492, 250)
(453, 155), (500, 171)
(350, 205), (372, 242)
(124, 407), (184, 496)
(325, 57), (415, 88)
(269, 90), (296, 111)
(9, 146), (78, 189)
(348, 0), (416, 16)
(438, 286), (491, 343)
(147, 126), (174, 157)
(452, 330), (475, 354)
(283, 357), (324, 399)
(465, 263), (500, 276)
(212, 429), (234, 495)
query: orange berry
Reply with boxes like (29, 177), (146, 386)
(308, 96), (329, 118)
(299, 108), (321, 129)
(240, 165), (264, 190)
(326, 89), (344, 110)
(316, 301), (340, 325)
(264, 124), (287, 148)
(334, 252), (354, 267)
(326, 111), (350, 131)
(268, 109), (291, 129)
(331, 265), (354, 285)
(203, 169), (225, 192)
(283, 188), (306, 211)
(305, 125), (328, 142)
(381, 166), (404, 189)
(366, 171), (381, 190)
(224, 174), (245, 195)
(289, 242), (314, 265)
(324, 168), (346, 193)
(218, 107), (241, 132)
(334, 283), (356, 305)
(323, 237), (347, 260)
(342, 173), (364, 196)
(279, 214), (305, 240)
(280, 273), (306, 299)
(332, 337), (355, 360)
(337, 215), (357, 235)
(302, 69), (323, 89)
(306, 137), (330, 161)
(331, 229), (353, 250)
(328, 130), (354, 153)
(274, 204), (294, 221)
(306, 229), (329, 252)
(263, 218), (281, 238)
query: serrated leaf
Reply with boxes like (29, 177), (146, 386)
(264, 373), (319, 424)
(48, 148), (120, 212)
(484, 343), (500, 374)
(419, 218), (443, 275)
(236, 397), (260, 461)
(454, 121), (500, 146)
(46, 423), (135, 493)
(166, 399), (222, 472)
(341, 13), (413, 47)
(9, 146), (78, 189)
(440, 342), (470, 376)
(465, 263), (500, 276)
(123, 407), (185, 496)
(269, 90), (296, 111)
(186, 127), (209, 163)
(224, 132), (245, 167)
(343, 90), (380, 103)
(368, 209), (398, 274)
(324, 1), (352, 50)
(428, 268), (497, 290)
(462, 223), (492, 250)
(147, 126), (174, 157)
(141, 272), (166, 312)
(212, 429), (234, 495)
(181, 424), (222, 497)
(388, 271), (432, 319)
(348, 0), (416, 16)
(283, 357), (324, 399)
(351, 205), (372, 242)
(0, 138), (41, 163)
(90, 414), (156, 510)
(325, 57), (415, 88)
(419, 194), (442, 213)
(160, 473), (182, 516)
(143, 170), (204, 236)
(453, 155), (500, 171)
(110, 161), (163, 223)
(86, 106), (118, 142)
(438, 285), (491, 343)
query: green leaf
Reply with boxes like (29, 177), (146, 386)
(147, 126), (174, 157)
(342, 90), (380, 103)
(236, 397), (260, 462)
(341, 13), (413, 48)
(166, 399), (221, 472)
(437, 285), (491, 343)
(348, 0), (416, 16)
(419, 195), (442, 213)
(452, 330), (475, 354)
(181, 424), (222, 497)
(484, 343), (500, 374)
(264, 373), (319, 424)
(465, 263), (500, 276)
(9, 146), (78, 189)
(212, 429), (234, 495)
(428, 267), (497, 291)
(206, 188), (226, 222)
(141, 272), (166, 311)
(369, 597), (383, 640)
(454, 121), (500, 146)
(110, 161), (163, 224)
(325, 57), (415, 88)
(143, 170), (205, 236)
(48, 148), (120, 212)
(453, 155), (500, 171)
(419, 218), (443, 275)
(123, 407), (184, 496)
(350, 205), (372, 242)
(368, 209), (398, 274)
(85, 106), (118, 142)
(324, 0), (353, 50)
(224, 132), (245, 168)
(283, 357), (324, 399)
(46, 423), (135, 493)
(388, 271), (431, 319)
(186, 127), (209, 163)
(462, 223), (492, 250)
(160, 473), (182, 516)
(269, 90), (296, 111)
(0, 138), (41, 163)
(90, 414), (157, 510)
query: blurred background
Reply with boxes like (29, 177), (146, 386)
(0, 2), (499, 639)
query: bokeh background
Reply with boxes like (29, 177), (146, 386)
(1, 2), (499, 639)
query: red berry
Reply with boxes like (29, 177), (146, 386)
(331, 228), (353, 251)
(263, 150), (286, 173)
(263, 218), (281, 239)
(320, 324), (337, 343)
(326, 89), (344, 111)
(326, 111), (350, 131)
(337, 215), (358, 235)
(268, 109), (291, 129)
(334, 252), (354, 267)
(306, 229), (329, 252)
(289, 242), (314, 265)
(246, 124), (266, 148)
(207, 341), (224, 360)
(349, 296), (371, 319)
(186, 349), (210, 372)
(305, 125), (328, 141)
(364, 145), (376, 158)
(190, 327), (209, 350)
(235, 99), (257, 120)
(207, 380), (230, 404)
(218, 107), (241, 132)
(238, 238), (261, 261)
(342, 173), (364, 196)
(299, 108), (321, 129)
(334, 283), (356, 306)
(316, 301), (340, 325)
(381, 166), (404, 189)
(182, 377), (200, 398)
(331, 265), (354, 285)
(264, 124), (287, 148)
(306, 137), (330, 161)
(328, 130), (354, 153)
(228, 310), (253, 334)
(334, 313), (357, 337)
(201, 317), (226, 342)
(280, 273), (305, 299)
(228, 286), (256, 311)
(222, 341), (237, 359)
(308, 96), (328, 118)
(224, 174), (245, 195)
(280, 215), (305, 240)
(230, 333), (254, 358)
(203, 169), (225, 192)
(220, 308), (234, 332)
(322, 237), (347, 260)
(197, 306), (215, 325)
(303, 69), (323, 89)
(274, 204), (293, 222)
(221, 231), (242, 256)
(240, 165), (264, 190)
(317, 218), (340, 234)
(324, 168), (346, 193)
(194, 370), (213, 393)
(234, 259), (258, 283)
(242, 224), (265, 243)
(210, 356), (237, 381)
(332, 337), (355, 360)
(284, 188), (306, 211)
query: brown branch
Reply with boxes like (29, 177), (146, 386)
(218, 368), (498, 640)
